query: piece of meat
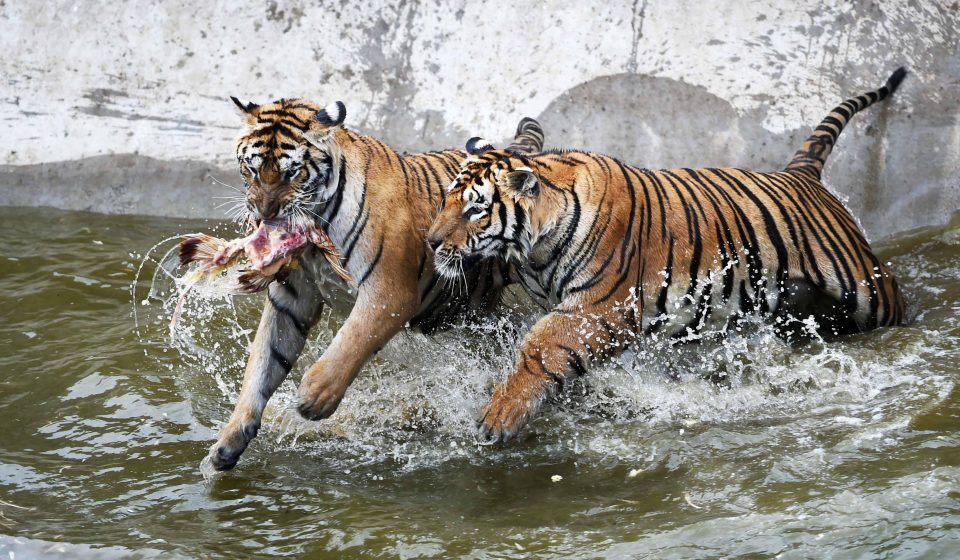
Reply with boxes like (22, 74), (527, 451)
(171, 220), (351, 331)
(180, 221), (350, 287)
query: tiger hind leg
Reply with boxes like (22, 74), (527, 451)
(773, 278), (863, 341)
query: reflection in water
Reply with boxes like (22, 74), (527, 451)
(0, 207), (958, 558)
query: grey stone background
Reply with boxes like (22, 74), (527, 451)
(1, 0), (957, 239)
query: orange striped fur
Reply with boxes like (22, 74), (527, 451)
(427, 68), (907, 443)
(205, 97), (543, 469)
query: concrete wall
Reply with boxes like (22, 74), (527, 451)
(1, 0), (957, 238)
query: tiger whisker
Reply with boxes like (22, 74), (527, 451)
(458, 257), (468, 298)
(301, 201), (331, 227)
(216, 199), (245, 210)
(207, 174), (245, 193)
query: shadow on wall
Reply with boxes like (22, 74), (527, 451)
(535, 73), (956, 239)
(538, 73), (792, 170)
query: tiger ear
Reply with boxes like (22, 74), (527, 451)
(303, 101), (346, 147)
(316, 101), (346, 127)
(230, 96), (259, 125)
(500, 166), (539, 200)
(466, 137), (495, 155)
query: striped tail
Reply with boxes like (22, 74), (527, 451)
(506, 117), (545, 154)
(785, 67), (907, 178)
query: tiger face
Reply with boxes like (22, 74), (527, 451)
(230, 97), (346, 227)
(426, 139), (540, 280)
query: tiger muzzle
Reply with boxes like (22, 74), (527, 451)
(426, 233), (443, 252)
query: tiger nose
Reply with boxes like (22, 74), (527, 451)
(260, 199), (281, 220)
(426, 234), (442, 252)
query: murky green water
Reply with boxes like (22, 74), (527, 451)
(0, 205), (958, 559)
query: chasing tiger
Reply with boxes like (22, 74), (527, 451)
(426, 68), (908, 443)
(201, 97), (544, 470)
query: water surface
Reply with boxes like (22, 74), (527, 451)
(0, 206), (958, 558)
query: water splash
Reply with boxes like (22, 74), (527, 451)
(131, 224), (259, 409)
(169, 302), (950, 475)
(131, 219), (958, 479)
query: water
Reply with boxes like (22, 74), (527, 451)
(0, 205), (958, 558)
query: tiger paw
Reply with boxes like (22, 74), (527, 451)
(476, 390), (541, 444)
(297, 371), (348, 421)
(207, 420), (260, 471)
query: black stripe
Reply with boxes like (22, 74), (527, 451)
(406, 157), (431, 198)
(557, 183), (610, 294)
(697, 169), (766, 309)
(420, 155), (445, 205)
(267, 292), (310, 337)
(357, 236), (385, 285)
(544, 188), (581, 269)
(790, 180), (861, 313)
(710, 169), (791, 313)
(341, 159), (371, 250)
(682, 169), (741, 299)
(568, 248), (616, 295)
(768, 173), (830, 289)
(342, 211), (370, 264)
(397, 157), (415, 199)
(613, 160), (637, 269)
(560, 345), (588, 377)
(254, 121), (301, 139)
(270, 345), (293, 373)
(278, 278), (299, 299)
(646, 237), (675, 334)
(279, 118), (309, 132)
(321, 156), (348, 225)
(638, 169), (669, 240)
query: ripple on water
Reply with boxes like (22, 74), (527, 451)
(0, 207), (958, 558)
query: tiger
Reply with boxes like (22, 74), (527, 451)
(203, 97), (544, 470)
(425, 67), (908, 444)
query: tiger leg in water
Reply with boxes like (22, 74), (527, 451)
(208, 252), (324, 470)
(478, 308), (635, 443)
(295, 233), (422, 421)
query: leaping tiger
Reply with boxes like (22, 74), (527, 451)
(203, 97), (544, 470)
(426, 67), (907, 443)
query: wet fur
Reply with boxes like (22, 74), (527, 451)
(427, 68), (907, 443)
(208, 99), (543, 469)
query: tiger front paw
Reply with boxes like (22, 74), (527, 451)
(476, 384), (544, 444)
(207, 419), (260, 471)
(297, 371), (348, 421)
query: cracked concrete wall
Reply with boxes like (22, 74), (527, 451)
(0, 0), (957, 238)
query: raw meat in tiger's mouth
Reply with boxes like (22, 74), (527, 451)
(244, 220), (312, 273)
(171, 219), (351, 332)
(181, 220), (309, 275)
(178, 219), (351, 294)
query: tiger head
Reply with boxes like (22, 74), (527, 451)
(230, 97), (347, 227)
(426, 137), (542, 280)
